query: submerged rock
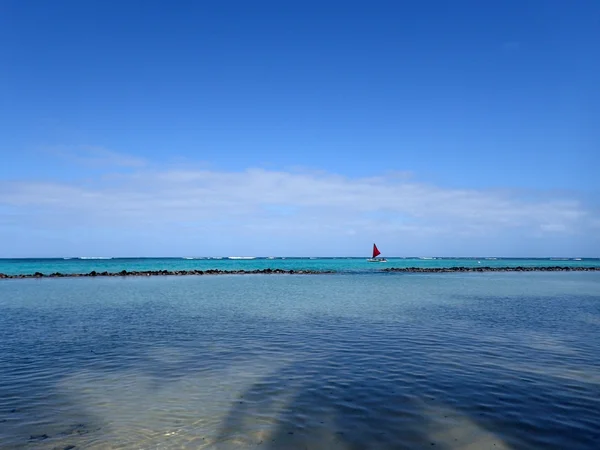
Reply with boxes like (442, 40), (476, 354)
(29, 433), (49, 441)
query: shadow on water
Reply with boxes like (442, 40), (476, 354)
(210, 303), (600, 450)
(1, 277), (600, 449)
(212, 358), (454, 450)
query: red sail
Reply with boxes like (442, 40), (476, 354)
(372, 244), (381, 258)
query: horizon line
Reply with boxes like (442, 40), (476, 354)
(0, 256), (597, 260)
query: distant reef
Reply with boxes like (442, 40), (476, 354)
(0, 266), (599, 279)
(0, 268), (332, 279)
(381, 266), (600, 273)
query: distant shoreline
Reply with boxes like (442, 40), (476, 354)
(1, 266), (600, 279)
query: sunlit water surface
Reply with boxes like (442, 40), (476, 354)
(1, 273), (599, 449)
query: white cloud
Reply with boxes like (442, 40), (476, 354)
(539, 223), (569, 233)
(1, 156), (599, 257)
(0, 168), (593, 238)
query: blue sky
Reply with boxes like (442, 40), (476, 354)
(1, 0), (599, 257)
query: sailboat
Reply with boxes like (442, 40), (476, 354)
(367, 243), (387, 262)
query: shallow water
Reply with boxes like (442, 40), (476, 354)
(1, 272), (599, 449)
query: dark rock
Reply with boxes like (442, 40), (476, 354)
(30, 433), (49, 441)
(382, 266), (600, 273)
(4, 265), (599, 280)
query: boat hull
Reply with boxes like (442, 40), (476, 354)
(367, 258), (387, 263)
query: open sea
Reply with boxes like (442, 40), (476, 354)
(1, 256), (599, 276)
(1, 258), (600, 449)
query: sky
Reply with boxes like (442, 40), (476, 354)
(1, 0), (599, 257)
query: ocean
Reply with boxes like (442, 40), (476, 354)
(1, 258), (599, 449)
(1, 256), (599, 276)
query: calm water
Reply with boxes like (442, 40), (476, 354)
(1, 257), (599, 276)
(1, 272), (599, 449)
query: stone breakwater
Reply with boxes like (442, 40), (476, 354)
(382, 266), (600, 273)
(0, 266), (599, 279)
(0, 268), (334, 279)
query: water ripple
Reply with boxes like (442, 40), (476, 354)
(0, 273), (599, 449)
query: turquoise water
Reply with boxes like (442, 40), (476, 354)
(0, 257), (599, 275)
(1, 272), (599, 449)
